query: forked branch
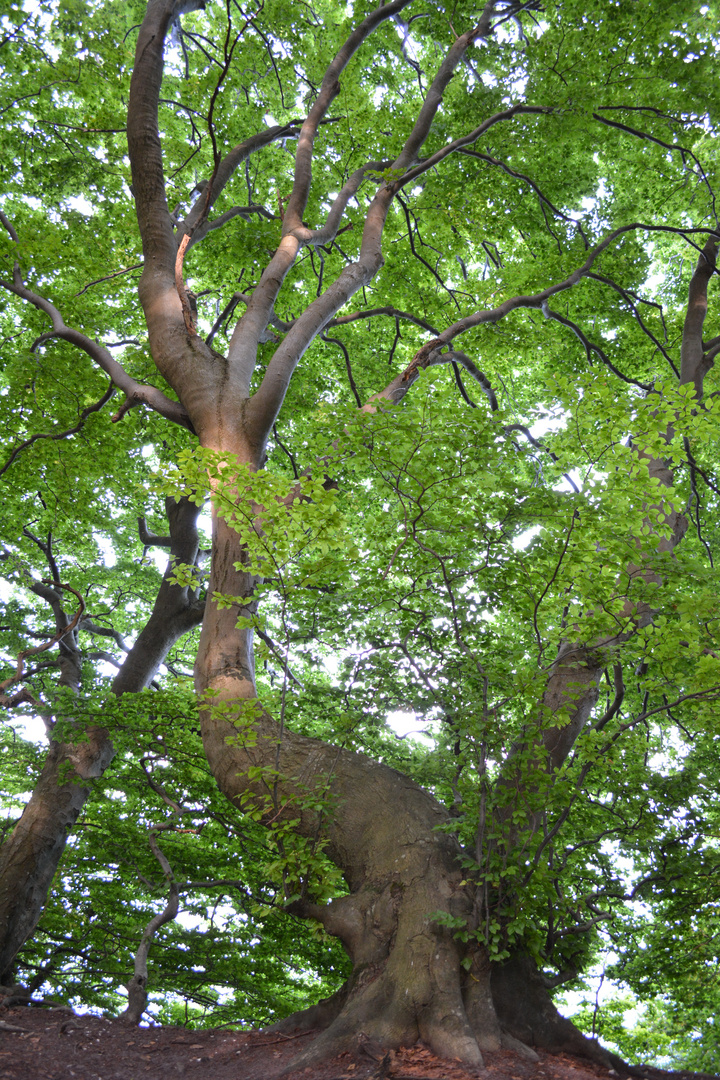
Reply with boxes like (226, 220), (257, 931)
(367, 225), (720, 408)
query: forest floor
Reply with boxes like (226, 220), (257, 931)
(0, 1005), (716, 1080)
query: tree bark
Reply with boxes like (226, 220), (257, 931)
(491, 953), (630, 1071)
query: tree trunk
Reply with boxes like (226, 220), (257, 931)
(200, 709), (494, 1069)
(192, 434), (595, 1071)
(191, 447), (487, 1066)
(0, 732), (113, 983)
(197, 595), (626, 1071)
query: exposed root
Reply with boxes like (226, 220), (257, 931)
(492, 953), (634, 1073)
(501, 1030), (540, 1061)
(423, 1006), (483, 1067)
(263, 982), (349, 1036)
(421, 1018), (484, 1067)
(277, 974), (484, 1075)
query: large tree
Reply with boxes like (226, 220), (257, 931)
(2, 0), (720, 1071)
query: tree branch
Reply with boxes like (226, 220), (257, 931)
(179, 124), (301, 241)
(225, 1), (411, 380)
(119, 829), (179, 1025)
(592, 111), (717, 221)
(282, 0), (411, 234)
(586, 271), (679, 377)
(328, 306), (440, 336)
(113, 496), (205, 694)
(0, 581), (85, 701)
(0, 277), (194, 431)
(456, 145), (587, 246)
(425, 349), (500, 409)
(541, 303), (651, 390)
(393, 105), (553, 194)
(244, 3), (517, 441)
(680, 235), (718, 394)
(128, 0), (205, 277)
(0, 385), (115, 478)
(366, 225), (720, 408)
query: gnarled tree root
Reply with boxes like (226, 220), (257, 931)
(266, 947), (642, 1078)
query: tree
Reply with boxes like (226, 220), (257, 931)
(2, 0), (720, 1071)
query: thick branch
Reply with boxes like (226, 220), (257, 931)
(390, 3), (497, 175)
(282, 0), (411, 233)
(367, 225), (720, 408)
(0, 385), (115, 478)
(225, 2), (410, 378)
(127, 0), (205, 276)
(680, 235), (718, 394)
(80, 619), (130, 654)
(226, 3), (530, 440)
(114, 496), (205, 693)
(393, 106), (552, 194)
(179, 124), (301, 240)
(426, 349), (499, 409)
(247, 260), (376, 443)
(305, 161), (389, 247)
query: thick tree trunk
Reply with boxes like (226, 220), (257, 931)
(193, 440), (500, 1069)
(199, 712), (496, 1069)
(0, 731), (113, 982)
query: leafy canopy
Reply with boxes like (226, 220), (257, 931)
(2, 0), (720, 1067)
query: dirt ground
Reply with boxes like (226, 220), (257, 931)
(0, 1005), (716, 1080)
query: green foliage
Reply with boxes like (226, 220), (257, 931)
(158, 449), (349, 592)
(6, 688), (350, 1024)
(3, 0), (720, 1065)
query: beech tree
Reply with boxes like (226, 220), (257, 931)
(2, 0), (720, 1071)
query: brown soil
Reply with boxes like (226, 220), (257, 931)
(0, 1005), (716, 1080)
